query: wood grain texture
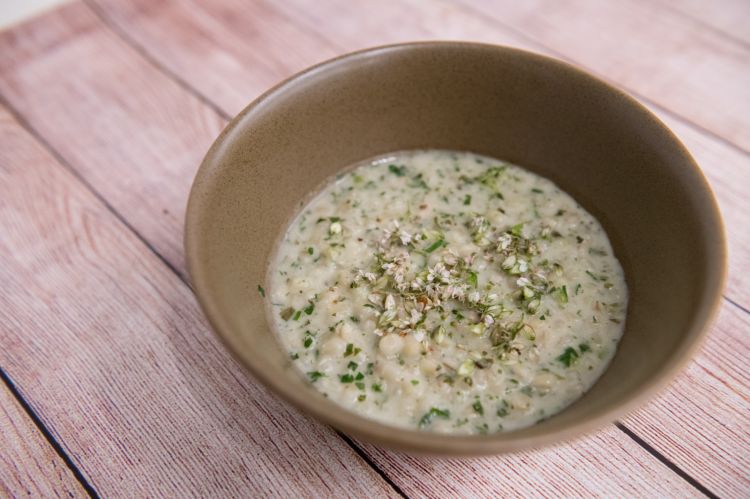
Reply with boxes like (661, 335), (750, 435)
(360, 427), (701, 498)
(624, 303), (750, 497)
(0, 2), (225, 276)
(453, 0), (750, 152)
(0, 92), (396, 497)
(0, 381), (85, 498)
(654, 0), (750, 46)
(88, 0), (750, 307)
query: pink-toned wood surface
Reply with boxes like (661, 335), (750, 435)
(0, 0), (747, 496)
(0, 381), (85, 497)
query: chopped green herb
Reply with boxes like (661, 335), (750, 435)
(290, 353), (299, 360)
(349, 316), (360, 323)
(555, 285), (569, 304)
(589, 248), (607, 256)
(292, 310), (302, 321)
(418, 407), (451, 428)
(355, 381), (366, 390)
(424, 239), (446, 253)
(467, 270), (478, 288)
(574, 283), (583, 295)
(344, 343), (362, 357)
(388, 164), (407, 176)
(347, 361), (358, 370)
(463, 194), (472, 205)
(410, 174), (429, 189)
(586, 270), (608, 282)
(339, 374), (354, 383)
(510, 223), (524, 236)
(355, 372), (364, 381)
(303, 302), (315, 315)
(496, 400), (510, 417)
(411, 379), (419, 385)
(307, 371), (325, 382)
(303, 333), (313, 348)
(357, 394), (366, 402)
(531, 188), (544, 193)
(472, 400), (484, 415)
(307, 247), (314, 255)
(579, 343), (591, 353)
(558, 347), (580, 367)
(257, 285), (265, 297)
(372, 383), (383, 392)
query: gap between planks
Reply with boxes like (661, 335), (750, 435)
(0, 368), (98, 498)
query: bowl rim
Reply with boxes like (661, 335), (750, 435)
(185, 41), (727, 455)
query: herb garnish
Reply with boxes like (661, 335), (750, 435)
(557, 347), (579, 367)
(424, 239), (446, 253)
(418, 407), (451, 428)
(388, 164), (407, 176)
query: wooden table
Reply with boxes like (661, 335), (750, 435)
(1, 0), (747, 496)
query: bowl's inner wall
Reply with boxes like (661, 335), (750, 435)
(190, 45), (720, 443)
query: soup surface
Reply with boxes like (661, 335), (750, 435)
(268, 150), (627, 434)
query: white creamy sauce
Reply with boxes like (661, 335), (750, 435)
(267, 151), (627, 434)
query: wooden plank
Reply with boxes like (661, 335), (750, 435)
(78, 0), (750, 494)
(89, 0), (750, 306)
(0, 2), (226, 275)
(0, 381), (86, 498)
(653, 0), (750, 46)
(86, 0), (340, 117)
(0, 69), (397, 499)
(360, 427), (700, 498)
(624, 302), (750, 497)
(451, 0), (750, 153)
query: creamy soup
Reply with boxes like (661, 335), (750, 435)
(267, 151), (627, 434)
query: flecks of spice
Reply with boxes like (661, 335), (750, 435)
(280, 307), (294, 321)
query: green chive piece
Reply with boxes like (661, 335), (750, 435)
(257, 285), (265, 297)
(472, 400), (484, 415)
(424, 239), (446, 253)
(388, 164), (407, 176)
(418, 407), (450, 428)
(307, 371), (324, 382)
(280, 307), (294, 321)
(557, 347), (579, 367)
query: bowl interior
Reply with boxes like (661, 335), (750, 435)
(186, 43), (725, 454)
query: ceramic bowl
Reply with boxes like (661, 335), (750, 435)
(185, 42), (725, 454)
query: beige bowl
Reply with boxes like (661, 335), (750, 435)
(185, 42), (726, 455)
